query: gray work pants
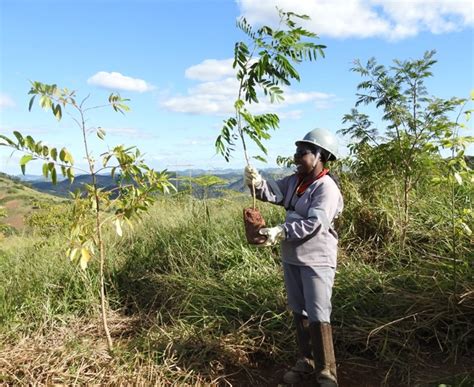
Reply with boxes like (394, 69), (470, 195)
(282, 263), (335, 323)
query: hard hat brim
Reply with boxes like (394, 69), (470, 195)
(295, 140), (337, 161)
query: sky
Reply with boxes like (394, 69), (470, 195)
(0, 0), (473, 176)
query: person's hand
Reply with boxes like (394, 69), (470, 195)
(258, 225), (285, 246)
(244, 165), (263, 188)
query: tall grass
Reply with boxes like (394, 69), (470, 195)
(0, 183), (472, 384)
(0, 236), (98, 327)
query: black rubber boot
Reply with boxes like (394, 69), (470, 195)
(309, 322), (338, 387)
(283, 313), (315, 384)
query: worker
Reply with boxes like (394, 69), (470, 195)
(244, 128), (343, 386)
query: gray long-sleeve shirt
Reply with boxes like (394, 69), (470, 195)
(255, 174), (343, 267)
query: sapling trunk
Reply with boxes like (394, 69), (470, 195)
(239, 123), (265, 244)
(79, 106), (113, 351)
(98, 229), (113, 350)
(238, 126), (256, 209)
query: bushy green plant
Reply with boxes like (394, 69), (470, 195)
(216, 9), (326, 165)
(24, 202), (74, 237)
(340, 50), (473, 248)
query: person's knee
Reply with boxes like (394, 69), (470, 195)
(307, 304), (331, 323)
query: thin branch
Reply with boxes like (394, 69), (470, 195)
(83, 103), (117, 113)
(79, 94), (91, 110)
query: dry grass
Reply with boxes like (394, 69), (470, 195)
(0, 310), (282, 386)
(0, 312), (223, 385)
(2, 312), (470, 386)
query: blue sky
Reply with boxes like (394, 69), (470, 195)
(0, 0), (473, 176)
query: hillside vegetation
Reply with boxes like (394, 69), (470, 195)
(0, 176), (472, 385)
(0, 173), (65, 234)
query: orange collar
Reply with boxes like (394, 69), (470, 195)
(296, 168), (329, 196)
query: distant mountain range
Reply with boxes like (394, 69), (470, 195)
(15, 174), (67, 183)
(29, 174), (119, 197)
(14, 168), (294, 198)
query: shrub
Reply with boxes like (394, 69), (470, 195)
(25, 202), (73, 237)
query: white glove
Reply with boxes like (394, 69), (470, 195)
(258, 225), (285, 246)
(244, 165), (263, 188)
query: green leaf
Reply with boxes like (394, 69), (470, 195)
(20, 154), (33, 166)
(252, 155), (267, 163)
(50, 148), (58, 161)
(64, 150), (74, 164)
(53, 104), (62, 120)
(25, 136), (35, 151)
(80, 248), (91, 270)
(69, 248), (79, 262)
(0, 134), (15, 146)
(42, 163), (49, 178)
(51, 167), (57, 184)
(67, 167), (74, 183)
(28, 96), (36, 112)
(97, 127), (106, 140)
(234, 99), (245, 111)
(39, 95), (52, 110)
(13, 131), (24, 145)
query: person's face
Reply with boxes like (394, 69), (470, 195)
(294, 144), (319, 175)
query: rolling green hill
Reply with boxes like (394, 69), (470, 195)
(26, 168), (294, 198)
(0, 173), (65, 232)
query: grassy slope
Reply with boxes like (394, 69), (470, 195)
(0, 174), (65, 231)
(0, 192), (472, 385)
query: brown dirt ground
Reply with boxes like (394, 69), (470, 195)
(2, 199), (27, 229)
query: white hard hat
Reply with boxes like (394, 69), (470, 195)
(295, 128), (339, 161)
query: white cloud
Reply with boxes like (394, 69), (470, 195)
(372, 0), (474, 38)
(162, 59), (336, 116)
(162, 93), (234, 115)
(185, 59), (236, 81)
(284, 90), (335, 105)
(162, 76), (240, 115)
(0, 93), (15, 109)
(189, 77), (239, 98)
(236, 0), (474, 40)
(87, 72), (154, 93)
